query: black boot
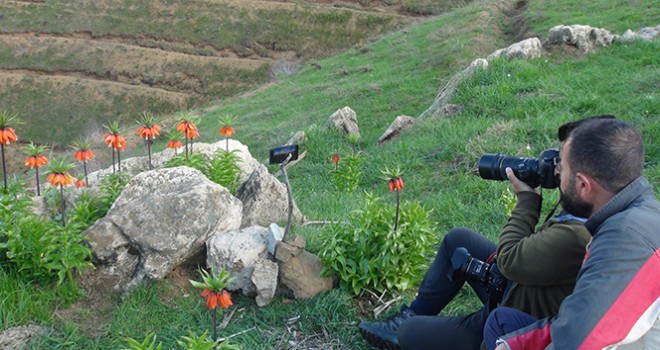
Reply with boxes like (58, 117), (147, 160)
(358, 305), (416, 349)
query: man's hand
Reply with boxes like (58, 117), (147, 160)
(505, 167), (537, 195)
(495, 343), (508, 350)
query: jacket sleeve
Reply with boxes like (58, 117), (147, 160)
(496, 192), (587, 285)
(498, 223), (660, 349)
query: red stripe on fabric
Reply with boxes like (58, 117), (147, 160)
(486, 251), (497, 264)
(579, 252), (660, 349)
(507, 324), (552, 350)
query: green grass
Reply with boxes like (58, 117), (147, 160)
(1, 0), (659, 348)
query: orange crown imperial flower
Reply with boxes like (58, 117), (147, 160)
(200, 289), (233, 310)
(103, 122), (127, 150)
(331, 153), (341, 164)
(137, 124), (161, 139)
(75, 179), (87, 188)
(167, 139), (182, 149)
(219, 125), (235, 137)
(74, 148), (95, 162)
(190, 268), (235, 310)
(25, 155), (48, 168)
(0, 127), (18, 144)
(218, 290), (233, 309)
(177, 121), (199, 139)
(47, 173), (75, 187)
(382, 166), (404, 192)
(72, 140), (95, 162)
(23, 142), (49, 168)
(137, 114), (161, 140)
(388, 177), (404, 192)
(103, 133), (127, 150)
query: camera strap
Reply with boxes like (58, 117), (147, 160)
(543, 198), (561, 224)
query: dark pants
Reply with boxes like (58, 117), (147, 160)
(483, 307), (537, 350)
(398, 228), (500, 350)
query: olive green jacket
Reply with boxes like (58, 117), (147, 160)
(498, 191), (591, 319)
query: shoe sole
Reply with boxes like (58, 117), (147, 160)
(359, 327), (401, 350)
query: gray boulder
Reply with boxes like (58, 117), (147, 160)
(619, 25), (660, 42)
(85, 166), (242, 292)
(488, 37), (543, 59)
(278, 250), (336, 299)
(251, 258), (279, 307)
(418, 58), (488, 119)
(0, 325), (50, 350)
(377, 115), (416, 145)
(326, 106), (360, 140)
(206, 225), (270, 296)
(547, 24), (616, 53)
(236, 165), (305, 228)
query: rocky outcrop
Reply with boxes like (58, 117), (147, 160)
(207, 226), (334, 307)
(547, 24), (615, 53)
(0, 325), (50, 350)
(236, 165), (305, 228)
(489, 37), (543, 59)
(326, 106), (360, 140)
(415, 24), (658, 128)
(418, 58), (488, 120)
(206, 225), (270, 296)
(85, 166), (242, 292)
(377, 116), (416, 145)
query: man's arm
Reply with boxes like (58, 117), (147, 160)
(496, 168), (587, 285)
(497, 224), (660, 349)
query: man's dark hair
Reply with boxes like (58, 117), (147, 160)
(557, 115), (616, 142)
(566, 118), (644, 193)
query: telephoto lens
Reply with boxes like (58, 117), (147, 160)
(478, 148), (559, 189)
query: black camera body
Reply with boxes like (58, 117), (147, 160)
(447, 247), (507, 295)
(478, 148), (560, 189)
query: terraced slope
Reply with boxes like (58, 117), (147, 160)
(0, 0), (470, 146)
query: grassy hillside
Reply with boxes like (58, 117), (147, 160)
(0, 0), (473, 146)
(1, 0), (659, 349)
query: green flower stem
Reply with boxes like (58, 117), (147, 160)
(394, 189), (400, 232)
(35, 166), (41, 196)
(60, 185), (66, 226)
(146, 137), (152, 170)
(213, 309), (218, 345)
(83, 160), (88, 186)
(112, 149), (116, 173)
(1, 143), (6, 190)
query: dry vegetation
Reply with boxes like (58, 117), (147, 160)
(0, 0), (471, 147)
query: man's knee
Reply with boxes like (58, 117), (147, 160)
(443, 227), (478, 252)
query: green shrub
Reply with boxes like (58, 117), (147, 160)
(319, 193), (435, 295)
(0, 180), (33, 267)
(1, 217), (92, 287)
(165, 153), (209, 176)
(69, 191), (103, 227)
(208, 150), (242, 193)
(2, 218), (59, 280)
(331, 150), (364, 192)
(98, 172), (131, 216)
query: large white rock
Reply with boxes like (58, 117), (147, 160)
(548, 24), (615, 53)
(488, 37), (543, 59)
(85, 166), (242, 292)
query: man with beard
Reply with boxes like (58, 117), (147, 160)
(357, 118), (598, 350)
(484, 118), (660, 350)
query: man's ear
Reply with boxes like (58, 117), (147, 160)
(575, 172), (596, 199)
